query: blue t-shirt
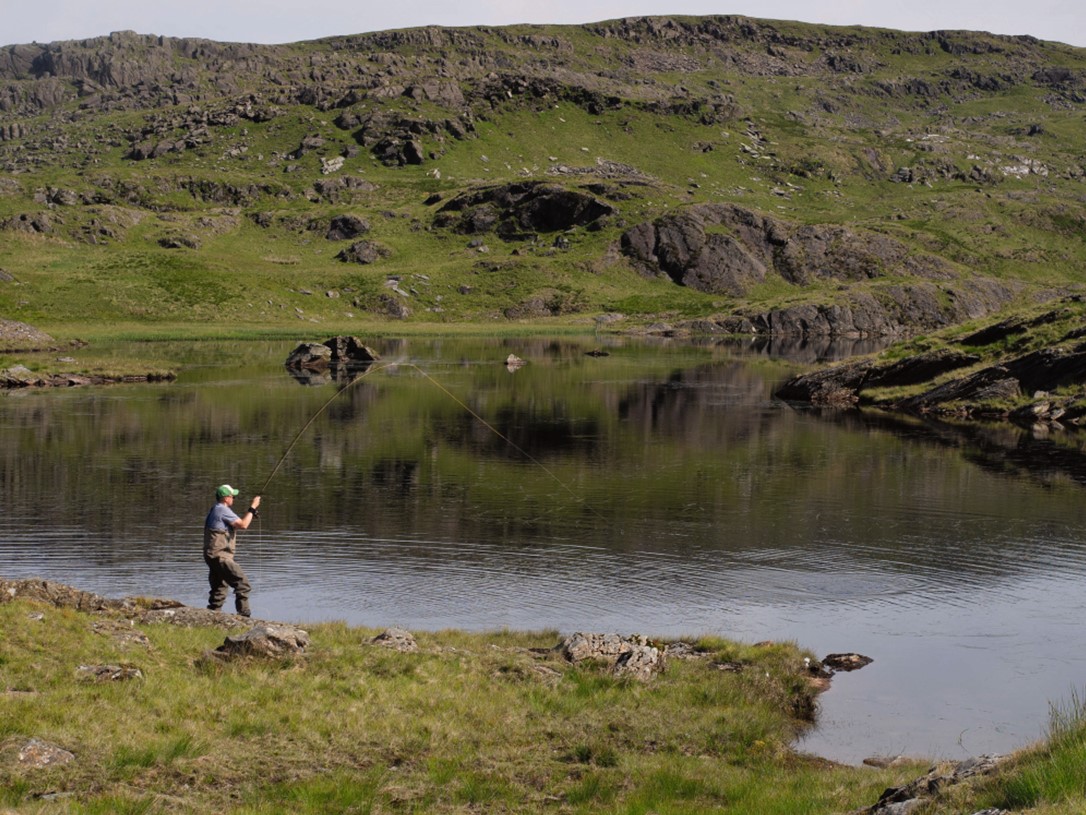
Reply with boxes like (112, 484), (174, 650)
(205, 502), (240, 531)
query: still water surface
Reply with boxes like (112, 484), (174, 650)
(3, 335), (1086, 764)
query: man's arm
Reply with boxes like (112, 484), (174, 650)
(230, 495), (262, 530)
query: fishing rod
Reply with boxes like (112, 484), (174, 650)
(258, 360), (396, 494)
(258, 359), (606, 521)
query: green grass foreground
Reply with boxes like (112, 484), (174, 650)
(0, 597), (921, 815)
(6, 597), (1086, 814)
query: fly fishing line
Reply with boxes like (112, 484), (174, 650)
(259, 360), (606, 521)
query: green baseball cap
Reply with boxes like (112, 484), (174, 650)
(216, 484), (240, 498)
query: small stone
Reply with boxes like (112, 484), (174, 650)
(76, 664), (143, 682)
(371, 627), (418, 652)
(11, 738), (75, 768)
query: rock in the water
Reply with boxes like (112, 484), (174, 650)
(822, 652), (873, 672)
(371, 627), (418, 652)
(285, 342), (333, 370)
(285, 336), (380, 370)
(216, 623), (309, 658)
(324, 335), (380, 364)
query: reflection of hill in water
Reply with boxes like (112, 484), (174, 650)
(704, 334), (893, 364)
(3, 338), (1084, 588)
(828, 408), (1086, 488)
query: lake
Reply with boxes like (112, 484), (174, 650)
(3, 334), (1086, 765)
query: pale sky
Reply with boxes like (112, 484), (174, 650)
(2, 0), (1083, 49)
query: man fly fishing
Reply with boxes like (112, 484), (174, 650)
(203, 484), (262, 617)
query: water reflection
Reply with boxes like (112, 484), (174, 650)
(2, 335), (1086, 765)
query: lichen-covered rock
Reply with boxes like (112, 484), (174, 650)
(863, 755), (1005, 814)
(371, 627), (418, 652)
(557, 632), (665, 680)
(215, 623), (309, 658)
(613, 644), (665, 681)
(2, 737), (75, 769)
(76, 664), (144, 682)
(0, 319), (56, 352)
(0, 579), (120, 613)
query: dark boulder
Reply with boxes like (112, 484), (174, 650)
(284, 342), (332, 370)
(775, 360), (875, 406)
(620, 203), (1017, 337)
(285, 336), (380, 370)
(863, 349), (981, 389)
(324, 335), (380, 364)
(336, 240), (389, 264)
(434, 181), (615, 238)
(325, 214), (370, 241)
(822, 652), (873, 672)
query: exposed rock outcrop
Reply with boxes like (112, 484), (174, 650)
(2, 737), (75, 769)
(861, 755), (1005, 815)
(433, 181), (616, 238)
(776, 349), (981, 406)
(0, 319), (56, 351)
(371, 627), (419, 653)
(285, 336), (380, 370)
(621, 204), (1016, 337)
(0, 364), (175, 389)
(556, 632), (665, 681)
(76, 664), (144, 682)
(214, 623), (310, 659)
(325, 214), (370, 241)
(336, 240), (389, 264)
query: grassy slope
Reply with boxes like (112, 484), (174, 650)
(0, 596), (915, 815)
(0, 18), (1085, 338)
(4, 593), (1085, 814)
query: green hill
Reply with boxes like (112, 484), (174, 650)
(1, 17), (1085, 334)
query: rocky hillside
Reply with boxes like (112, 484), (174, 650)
(1, 17), (1085, 331)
